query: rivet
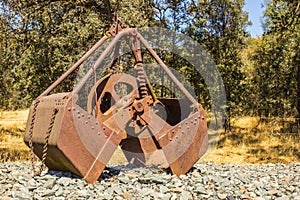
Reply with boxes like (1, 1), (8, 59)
(202, 117), (205, 120)
(97, 132), (101, 135)
(179, 125), (181, 129)
(77, 111), (80, 114)
(181, 131), (184, 134)
(172, 130), (175, 134)
(105, 135), (108, 139)
(81, 114), (84, 117)
(91, 126), (94, 130)
(187, 126), (190, 129)
(85, 121), (88, 124)
(103, 127), (106, 131)
(72, 107), (76, 111)
(96, 122), (98, 125)
(88, 116), (90, 119)
(77, 115), (80, 119)
(68, 107), (71, 111)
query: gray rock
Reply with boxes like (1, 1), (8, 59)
(160, 185), (169, 193)
(13, 191), (31, 200)
(1, 162), (300, 200)
(55, 188), (64, 197)
(217, 193), (227, 200)
(43, 178), (56, 189)
(118, 176), (130, 184)
(179, 190), (192, 200)
(57, 177), (73, 186)
(41, 189), (56, 197)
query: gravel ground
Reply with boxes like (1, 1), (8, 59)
(0, 162), (299, 200)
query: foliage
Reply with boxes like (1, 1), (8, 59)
(248, 0), (300, 118)
(0, 0), (299, 132)
(0, 0), (155, 110)
(186, 0), (250, 129)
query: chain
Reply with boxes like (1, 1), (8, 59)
(28, 100), (40, 176)
(36, 108), (59, 176)
(136, 63), (148, 98)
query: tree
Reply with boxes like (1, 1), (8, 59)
(186, 0), (250, 130)
(0, 0), (155, 109)
(250, 0), (300, 121)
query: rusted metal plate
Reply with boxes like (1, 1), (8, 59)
(157, 105), (208, 175)
(24, 93), (123, 183)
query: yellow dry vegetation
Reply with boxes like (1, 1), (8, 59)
(201, 116), (300, 164)
(0, 110), (30, 162)
(0, 110), (299, 165)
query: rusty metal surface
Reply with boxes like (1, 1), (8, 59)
(24, 19), (208, 183)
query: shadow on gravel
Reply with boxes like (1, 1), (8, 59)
(46, 164), (202, 182)
(47, 166), (122, 181)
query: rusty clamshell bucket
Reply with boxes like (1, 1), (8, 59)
(24, 25), (208, 183)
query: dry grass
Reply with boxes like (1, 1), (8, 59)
(0, 110), (30, 162)
(0, 110), (299, 165)
(201, 116), (300, 164)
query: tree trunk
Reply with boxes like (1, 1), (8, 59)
(297, 62), (300, 133)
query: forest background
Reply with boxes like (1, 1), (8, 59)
(0, 0), (299, 163)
